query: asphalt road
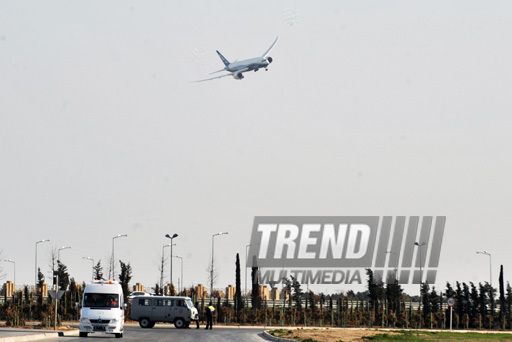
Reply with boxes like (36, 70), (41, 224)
(41, 325), (268, 342)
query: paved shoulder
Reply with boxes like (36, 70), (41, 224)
(0, 327), (78, 342)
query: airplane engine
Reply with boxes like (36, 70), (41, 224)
(267, 57), (273, 63)
(233, 73), (244, 80)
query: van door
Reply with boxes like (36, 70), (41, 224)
(171, 299), (190, 321)
(152, 298), (168, 321)
(134, 297), (152, 320)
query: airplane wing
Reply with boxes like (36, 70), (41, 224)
(209, 68), (227, 75)
(191, 73), (233, 83)
(192, 67), (250, 82)
(261, 36), (279, 58)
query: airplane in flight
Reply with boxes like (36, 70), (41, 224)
(193, 37), (278, 82)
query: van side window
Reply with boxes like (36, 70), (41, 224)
(155, 299), (164, 306)
(165, 300), (173, 306)
(175, 299), (185, 307)
(138, 298), (151, 306)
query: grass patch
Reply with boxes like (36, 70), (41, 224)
(269, 329), (295, 336)
(364, 330), (512, 341)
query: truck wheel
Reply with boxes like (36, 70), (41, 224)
(79, 332), (88, 337)
(139, 318), (153, 328)
(174, 318), (185, 329)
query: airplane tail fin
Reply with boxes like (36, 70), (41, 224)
(216, 50), (230, 67)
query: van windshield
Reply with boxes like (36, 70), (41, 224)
(84, 293), (119, 308)
(186, 299), (194, 308)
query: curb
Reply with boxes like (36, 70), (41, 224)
(262, 330), (298, 342)
(0, 330), (79, 342)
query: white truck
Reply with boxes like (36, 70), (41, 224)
(130, 296), (199, 329)
(79, 280), (125, 338)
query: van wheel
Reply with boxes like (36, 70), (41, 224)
(139, 318), (153, 328)
(79, 332), (88, 337)
(115, 333), (123, 338)
(174, 318), (185, 329)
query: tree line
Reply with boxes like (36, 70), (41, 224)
(2, 252), (512, 330)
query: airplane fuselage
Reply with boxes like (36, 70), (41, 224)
(226, 57), (270, 73)
(193, 37), (277, 82)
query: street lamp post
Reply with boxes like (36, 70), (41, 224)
(211, 232), (228, 298)
(414, 241), (426, 327)
(3, 259), (15, 285)
(82, 257), (95, 281)
(58, 246), (72, 263)
(165, 233), (178, 291)
(112, 234), (127, 279)
(385, 250), (400, 282)
(173, 255), (183, 294)
(476, 251), (492, 285)
(161, 244), (172, 292)
(35, 239), (50, 290)
(57, 246), (71, 283)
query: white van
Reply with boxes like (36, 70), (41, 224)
(130, 296), (199, 329)
(79, 280), (125, 338)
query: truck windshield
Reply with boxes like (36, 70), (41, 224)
(83, 293), (119, 308)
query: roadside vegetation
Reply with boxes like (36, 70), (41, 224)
(2, 254), (512, 333)
(268, 329), (512, 342)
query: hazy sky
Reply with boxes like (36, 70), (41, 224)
(1, 1), (511, 295)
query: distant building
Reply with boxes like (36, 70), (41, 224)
(196, 284), (208, 299)
(3, 281), (15, 297)
(40, 281), (48, 298)
(164, 284), (177, 296)
(133, 283), (145, 292)
(259, 285), (270, 300)
(226, 285), (236, 299)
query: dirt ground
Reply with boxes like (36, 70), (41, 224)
(269, 327), (395, 342)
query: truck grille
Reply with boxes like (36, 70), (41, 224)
(90, 319), (110, 324)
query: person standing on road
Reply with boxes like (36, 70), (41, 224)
(195, 301), (200, 329)
(205, 302), (214, 330)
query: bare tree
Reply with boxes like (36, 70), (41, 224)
(48, 247), (58, 284)
(107, 255), (113, 280)
(158, 253), (168, 294)
(207, 263), (218, 296)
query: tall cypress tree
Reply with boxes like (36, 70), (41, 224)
(57, 261), (70, 291)
(118, 261), (132, 301)
(291, 276), (303, 309)
(499, 265), (506, 319)
(366, 269), (379, 315)
(93, 260), (103, 280)
(251, 266), (261, 310)
(235, 253), (243, 320)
